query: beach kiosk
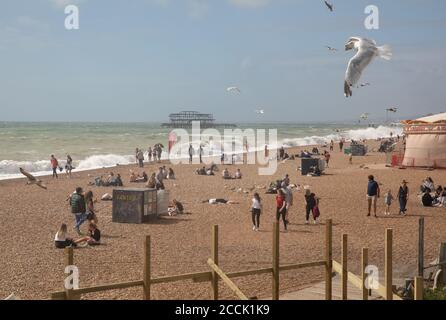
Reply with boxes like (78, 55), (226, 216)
(112, 188), (157, 224)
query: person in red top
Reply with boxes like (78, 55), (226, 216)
(276, 189), (288, 231)
(50, 155), (59, 179)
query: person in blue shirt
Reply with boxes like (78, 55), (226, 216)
(367, 175), (380, 217)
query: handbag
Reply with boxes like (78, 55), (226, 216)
(312, 206), (320, 219)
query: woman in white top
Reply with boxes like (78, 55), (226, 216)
(251, 193), (262, 231)
(54, 224), (76, 249)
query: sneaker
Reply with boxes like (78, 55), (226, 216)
(252, 225), (256, 231)
(314, 220), (318, 225)
(305, 220), (309, 225)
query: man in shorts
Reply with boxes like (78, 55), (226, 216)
(367, 175), (380, 217)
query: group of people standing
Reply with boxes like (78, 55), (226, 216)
(136, 144), (163, 168)
(250, 174), (320, 232)
(50, 154), (74, 178)
(366, 175), (409, 217)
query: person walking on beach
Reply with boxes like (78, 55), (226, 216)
(70, 187), (87, 235)
(384, 189), (394, 216)
(339, 139), (344, 152)
(251, 193), (262, 231)
(155, 167), (165, 190)
(137, 149), (144, 168)
(276, 189), (288, 231)
(330, 140), (334, 152)
(50, 155), (59, 179)
(148, 147), (152, 163)
(65, 154), (73, 178)
(283, 186), (293, 224)
(324, 151), (331, 168)
(85, 190), (98, 225)
(397, 180), (409, 215)
(367, 175), (380, 217)
(189, 144), (194, 164)
(199, 144), (204, 164)
(264, 145), (269, 160)
(135, 148), (139, 164)
(304, 189), (318, 224)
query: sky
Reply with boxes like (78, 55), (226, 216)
(1, 0), (445, 123)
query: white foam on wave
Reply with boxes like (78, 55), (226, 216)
(282, 125), (402, 148)
(0, 125), (403, 180)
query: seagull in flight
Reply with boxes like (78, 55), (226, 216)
(357, 82), (371, 88)
(344, 37), (392, 97)
(19, 168), (47, 189)
(255, 109), (265, 114)
(324, 1), (334, 12)
(387, 107), (398, 113)
(226, 86), (241, 94)
(325, 46), (338, 52)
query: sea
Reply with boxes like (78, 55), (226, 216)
(0, 122), (402, 180)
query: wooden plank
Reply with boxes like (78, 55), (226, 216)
(361, 248), (369, 300)
(272, 222), (280, 300)
(440, 243), (446, 284)
(341, 234), (348, 300)
(279, 260), (326, 272)
(207, 259), (248, 300)
(227, 268), (273, 279)
(143, 236), (151, 300)
(211, 225), (219, 300)
(153, 271), (213, 284)
(325, 219), (333, 301)
(418, 218), (424, 277)
(414, 276), (424, 300)
(385, 229), (393, 300)
(72, 280), (144, 295)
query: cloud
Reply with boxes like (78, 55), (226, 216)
(227, 0), (270, 8)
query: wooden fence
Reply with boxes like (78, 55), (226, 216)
(51, 219), (423, 300)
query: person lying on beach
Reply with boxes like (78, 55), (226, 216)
(202, 199), (239, 205)
(132, 171), (148, 183)
(168, 199), (185, 216)
(196, 167), (207, 175)
(76, 223), (101, 246)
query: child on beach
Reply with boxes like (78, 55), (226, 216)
(384, 189), (394, 215)
(85, 191), (98, 225)
(276, 189), (288, 231)
(76, 223), (101, 246)
(251, 193), (262, 231)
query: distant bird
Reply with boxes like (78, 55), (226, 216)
(226, 86), (241, 94)
(324, 1), (334, 12)
(360, 113), (370, 121)
(359, 82), (371, 87)
(386, 107), (398, 113)
(325, 46), (338, 52)
(19, 168), (47, 189)
(344, 37), (392, 97)
(255, 109), (265, 114)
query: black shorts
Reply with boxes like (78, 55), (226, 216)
(55, 240), (75, 249)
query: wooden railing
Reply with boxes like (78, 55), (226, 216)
(51, 219), (421, 300)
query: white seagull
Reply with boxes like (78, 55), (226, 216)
(255, 109), (265, 114)
(19, 168), (47, 189)
(344, 37), (392, 97)
(226, 86), (241, 94)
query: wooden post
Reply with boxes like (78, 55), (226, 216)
(211, 225), (219, 300)
(64, 247), (74, 300)
(325, 219), (333, 300)
(414, 276), (423, 300)
(143, 236), (151, 300)
(341, 234), (348, 300)
(272, 222), (280, 300)
(418, 218), (424, 277)
(361, 248), (369, 300)
(439, 243), (446, 285)
(385, 229), (393, 300)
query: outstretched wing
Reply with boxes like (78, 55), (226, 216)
(19, 168), (36, 181)
(36, 181), (47, 190)
(345, 47), (376, 87)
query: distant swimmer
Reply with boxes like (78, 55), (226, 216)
(19, 168), (47, 190)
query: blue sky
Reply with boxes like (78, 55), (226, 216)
(1, 0), (445, 122)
